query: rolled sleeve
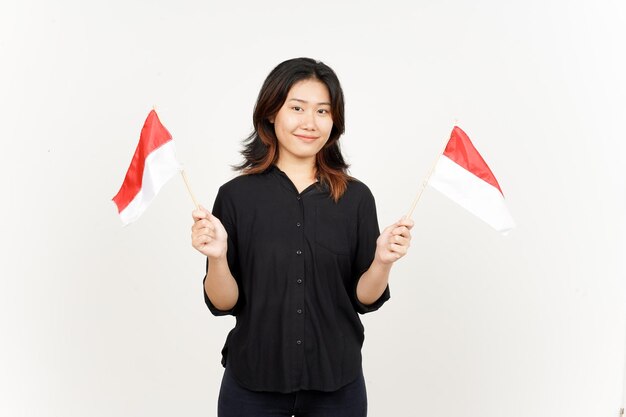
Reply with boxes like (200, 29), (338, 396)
(351, 185), (390, 314)
(354, 286), (390, 314)
(202, 186), (242, 316)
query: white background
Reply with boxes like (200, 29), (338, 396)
(1, 1), (625, 416)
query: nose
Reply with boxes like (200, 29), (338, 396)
(301, 110), (316, 130)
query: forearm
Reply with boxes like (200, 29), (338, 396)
(356, 258), (392, 306)
(204, 255), (239, 311)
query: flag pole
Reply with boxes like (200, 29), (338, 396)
(405, 122), (457, 220)
(405, 156), (440, 220)
(181, 170), (200, 210)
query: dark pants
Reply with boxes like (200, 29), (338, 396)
(218, 367), (368, 417)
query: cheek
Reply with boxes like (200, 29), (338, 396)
(275, 114), (298, 135)
(321, 119), (334, 137)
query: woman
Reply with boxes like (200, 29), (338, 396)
(191, 57), (413, 417)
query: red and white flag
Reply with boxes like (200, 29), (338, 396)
(112, 110), (181, 225)
(428, 126), (515, 234)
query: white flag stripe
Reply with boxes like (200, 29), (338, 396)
(119, 141), (182, 225)
(429, 155), (516, 234)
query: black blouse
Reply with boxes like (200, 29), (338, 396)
(203, 164), (390, 393)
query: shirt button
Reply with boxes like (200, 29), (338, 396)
(297, 196), (301, 200)
(296, 278), (303, 284)
(296, 340), (302, 345)
(296, 250), (302, 255)
(296, 222), (301, 227)
(296, 309), (303, 314)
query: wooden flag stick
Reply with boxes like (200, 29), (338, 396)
(405, 156), (439, 220)
(405, 122), (458, 220)
(181, 170), (200, 209)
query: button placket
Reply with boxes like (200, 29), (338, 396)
(294, 193), (306, 351)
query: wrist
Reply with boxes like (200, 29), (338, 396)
(372, 253), (394, 270)
(208, 252), (228, 263)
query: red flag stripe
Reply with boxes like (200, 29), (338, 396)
(443, 126), (504, 196)
(112, 110), (173, 212)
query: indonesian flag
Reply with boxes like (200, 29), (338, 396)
(112, 110), (181, 225)
(428, 126), (515, 234)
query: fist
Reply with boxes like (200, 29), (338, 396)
(375, 216), (414, 264)
(191, 205), (228, 259)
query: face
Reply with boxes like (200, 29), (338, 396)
(270, 78), (334, 166)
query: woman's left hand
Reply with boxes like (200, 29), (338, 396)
(375, 217), (414, 264)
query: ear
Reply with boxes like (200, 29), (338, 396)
(268, 116), (275, 124)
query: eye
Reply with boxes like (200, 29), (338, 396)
(291, 106), (303, 112)
(318, 109), (330, 115)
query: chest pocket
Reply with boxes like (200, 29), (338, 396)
(315, 210), (351, 256)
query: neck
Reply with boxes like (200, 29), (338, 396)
(276, 157), (317, 181)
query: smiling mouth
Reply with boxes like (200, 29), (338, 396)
(295, 134), (318, 141)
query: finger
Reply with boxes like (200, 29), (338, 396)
(389, 242), (408, 255)
(193, 228), (214, 241)
(192, 235), (207, 249)
(390, 226), (406, 235)
(397, 218), (415, 230)
(391, 235), (409, 246)
(193, 233), (214, 246)
(200, 219), (215, 231)
(192, 219), (215, 233)
(392, 226), (411, 237)
(385, 245), (403, 260)
(195, 205), (216, 222)
(192, 209), (208, 221)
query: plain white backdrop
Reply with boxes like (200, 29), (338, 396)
(1, 1), (625, 416)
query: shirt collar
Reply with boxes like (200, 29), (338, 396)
(268, 164), (328, 195)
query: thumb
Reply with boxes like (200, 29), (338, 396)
(205, 210), (225, 228)
(397, 215), (415, 229)
(198, 204), (211, 216)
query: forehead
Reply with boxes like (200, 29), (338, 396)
(287, 79), (331, 103)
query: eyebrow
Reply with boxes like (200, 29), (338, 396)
(288, 98), (331, 106)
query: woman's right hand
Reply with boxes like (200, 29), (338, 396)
(191, 205), (228, 259)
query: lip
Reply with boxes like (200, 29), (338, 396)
(294, 134), (319, 141)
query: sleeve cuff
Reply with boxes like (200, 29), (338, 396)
(354, 284), (391, 314)
(203, 275), (237, 316)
